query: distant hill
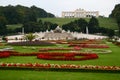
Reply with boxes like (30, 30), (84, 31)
(41, 18), (118, 30)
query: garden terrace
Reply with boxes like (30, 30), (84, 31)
(0, 40), (120, 80)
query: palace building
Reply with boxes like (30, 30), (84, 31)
(62, 8), (99, 18)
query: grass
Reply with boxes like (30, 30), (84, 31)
(0, 70), (120, 80)
(41, 18), (118, 30)
(0, 41), (120, 80)
(7, 18), (118, 31)
(7, 24), (23, 30)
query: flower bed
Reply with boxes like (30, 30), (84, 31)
(47, 40), (68, 44)
(68, 39), (104, 44)
(84, 49), (112, 54)
(39, 47), (81, 52)
(0, 63), (120, 72)
(0, 51), (98, 61)
(37, 53), (98, 61)
(68, 44), (109, 48)
(0, 51), (10, 58)
(7, 41), (55, 46)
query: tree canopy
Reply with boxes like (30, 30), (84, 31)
(62, 17), (114, 37)
(109, 4), (120, 36)
(0, 16), (7, 35)
(0, 5), (55, 24)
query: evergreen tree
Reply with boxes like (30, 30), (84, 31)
(0, 16), (7, 35)
(88, 16), (99, 33)
(109, 4), (120, 36)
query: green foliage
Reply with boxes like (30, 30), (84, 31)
(109, 4), (120, 36)
(0, 16), (7, 35)
(62, 18), (88, 32)
(88, 16), (99, 27)
(22, 20), (57, 33)
(41, 18), (118, 30)
(88, 17), (99, 34)
(109, 4), (120, 18)
(23, 22), (42, 33)
(62, 17), (114, 37)
(23, 33), (37, 41)
(0, 5), (55, 24)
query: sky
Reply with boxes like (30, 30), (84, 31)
(0, 0), (120, 17)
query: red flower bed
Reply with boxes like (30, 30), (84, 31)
(0, 51), (98, 61)
(69, 44), (109, 48)
(0, 51), (10, 58)
(37, 53), (98, 61)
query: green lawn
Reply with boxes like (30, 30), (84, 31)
(0, 70), (120, 80)
(6, 18), (118, 31)
(41, 18), (118, 30)
(7, 24), (23, 30)
(0, 41), (120, 80)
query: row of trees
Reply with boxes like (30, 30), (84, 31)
(0, 5), (55, 24)
(62, 17), (114, 37)
(109, 4), (120, 36)
(15, 20), (58, 33)
(0, 5), (55, 35)
(0, 16), (7, 35)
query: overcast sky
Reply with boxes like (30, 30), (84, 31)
(0, 0), (120, 17)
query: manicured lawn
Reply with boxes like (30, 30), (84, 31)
(0, 41), (120, 80)
(0, 70), (120, 80)
(6, 18), (118, 31)
(41, 18), (118, 30)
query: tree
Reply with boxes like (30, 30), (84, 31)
(109, 4), (120, 18)
(62, 18), (88, 33)
(23, 33), (38, 41)
(23, 22), (40, 33)
(77, 18), (88, 33)
(0, 5), (55, 24)
(3, 5), (21, 24)
(107, 29), (115, 38)
(116, 12), (120, 36)
(0, 16), (7, 35)
(109, 4), (120, 36)
(88, 17), (99, 33)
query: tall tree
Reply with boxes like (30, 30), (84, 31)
(23, 33), (38, 41)
(62, 18), (88, 33)
(88, 16), (99, 33)
(0, 16), (7, 35)
(109, 4), (120, 36)
(3, 5), (21, 24)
